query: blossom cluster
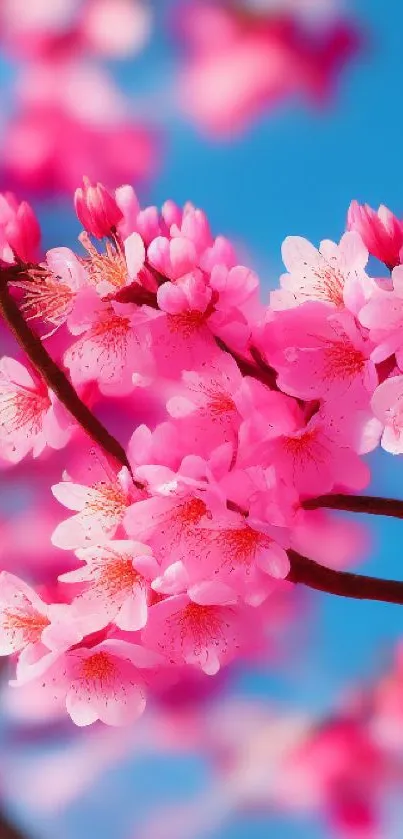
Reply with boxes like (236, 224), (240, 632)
(0, 183), (402, 727)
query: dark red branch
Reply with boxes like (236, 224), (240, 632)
(303, 494), (403, 520)
(287, 550), (403, 605)
(215, 337), (278, 389)
(0, 272), (131, 473)
(0, 812), (30, 839)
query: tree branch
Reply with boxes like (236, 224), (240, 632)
(215, 337), (279, 390)
(0, 812), (30, 839)
(287, 550), (403, 605)
(303, 494), (403, 520)
(0, 271), (131, 474)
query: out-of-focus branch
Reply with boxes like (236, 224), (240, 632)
(0, 812), (30, 839)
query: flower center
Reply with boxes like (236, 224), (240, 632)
(323, 339), (366, 380)
(15, 272), (74, 329)
(0, 388), (50, 436)
(97, 554), (142, 595)
(311, 266), (345, 306)
(3, 608), (50, 642)
(178, 603), (225, 649)
(215, 525), (269, 569)
(80, 234), (128, 290)
(81, 651), (116, 681)
(168, 310), (209, 337)
(91, 312), (131, 339)
(85, 481), (128, 521)
(176, 497), (207, 526)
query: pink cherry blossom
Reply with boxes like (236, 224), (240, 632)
(124, 490), (211, 574)
(148, 237), (199, 283)
(0, 572), (52, 657)
(60, 539), (159, 631)
(186, 511), (291, 607)
(271, 231), (372, 312)
(52, 450), (143, 550)
(258, 412), (371, 496)
(209, 264), (259, 310)
(264, 304), (378, 404)
(2, 103), (156, 197)
(142, 588), (248, 676)
(0, 357), (73, 462)
(12, 246), (89, 335)
(116, 185), (162, 245)
(77, 229), (146, 297)
(166, 355), (243, 455)
(80, 0), (152, 59)
(64, 293), (154, 394)
(0, 572), (83, 657)
(15, 640), (158, 727)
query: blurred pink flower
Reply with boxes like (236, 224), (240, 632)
(175, 3), (361, 137)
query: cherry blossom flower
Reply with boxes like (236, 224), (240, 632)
(142, 588), (248, 676)
(0, 357), (73, 462)
(166, 355), (243, 455)
(2, 100), (156, 197)
(186, 511), (291, 607)
(271, 231), (372, 312)
(0, 572), (84, 658)
(64, 294), (154, 394)
(124, 489), (212, 574)
(14, 640), (160, 727)
(60, 539), (159, 631)
(264, 304), (377, 404)
(52, 449), (144, 550)
(12, 246), (89, 336)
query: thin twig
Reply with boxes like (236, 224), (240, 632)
(288, 550), (403, 605)
(303, 494), (403, 520)
(215, 336), (278, 389)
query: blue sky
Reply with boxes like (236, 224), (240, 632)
(3, 1), (403, 837)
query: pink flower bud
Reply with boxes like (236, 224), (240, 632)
(4, 199), (41, 263)
(74, 177), (123, 239)
(347, 200), (403, 269)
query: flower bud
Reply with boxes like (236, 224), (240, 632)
(1, 196), (41, 262)
(347, 200), (403, 270)
(74, 177), (123, 239)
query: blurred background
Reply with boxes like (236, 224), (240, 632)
(1, 1), (403, 838)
